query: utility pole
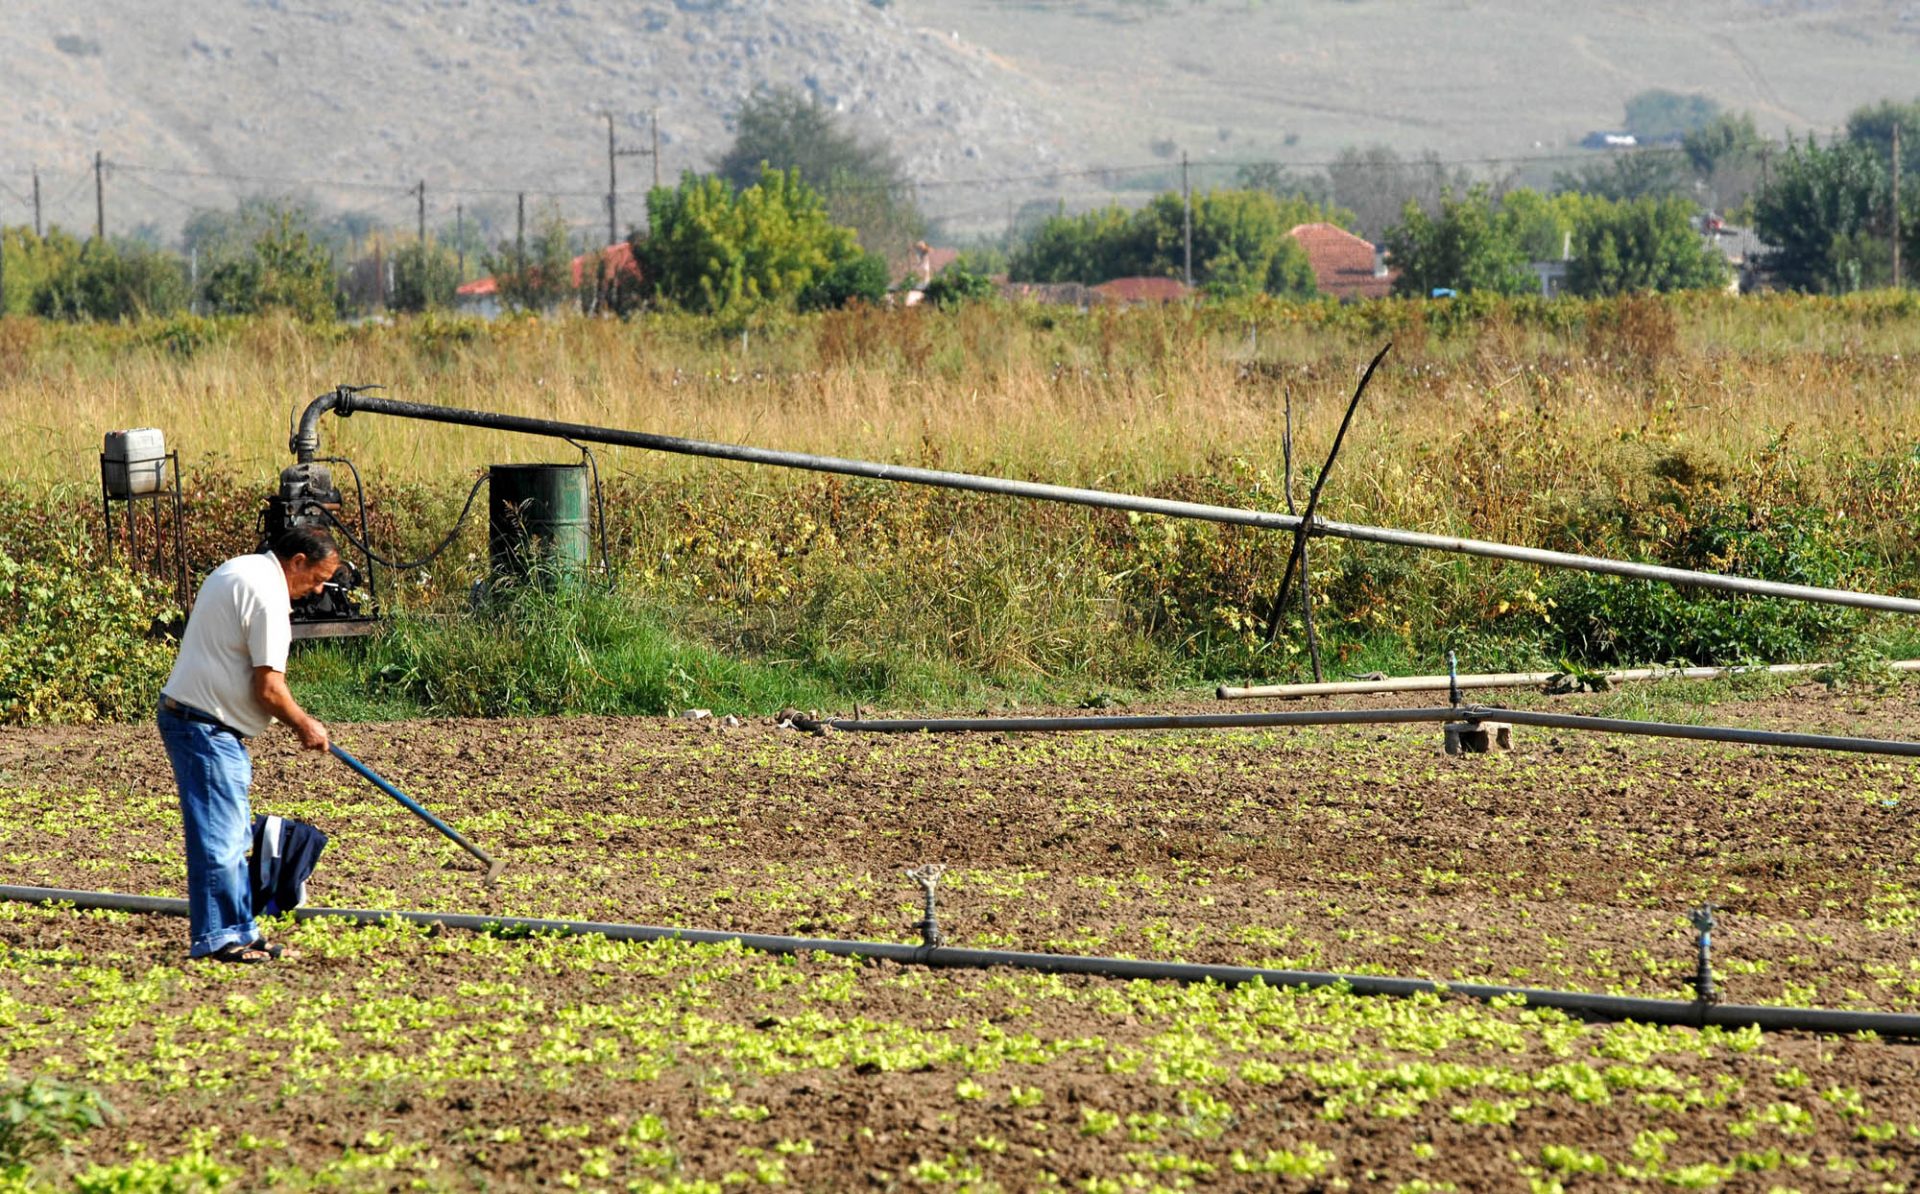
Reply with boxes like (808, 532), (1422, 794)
(32, 168), (43, 238)
(1181, 150), (1193, 289)
(1894, 123), (1903, 289)
(94, 150), (105, 243)
(606, 112), (618, 247)
(516, 191), (526, 276)
(416, 180), (426, 244)
(607, 111), (657, 244)
(455, 202), (465, 278)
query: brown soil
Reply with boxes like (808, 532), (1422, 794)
(3, 684), (1920, 1189)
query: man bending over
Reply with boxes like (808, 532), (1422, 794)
(157, 527), (337, 963)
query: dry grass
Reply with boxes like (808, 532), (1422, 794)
(4, 296), (1915, 550)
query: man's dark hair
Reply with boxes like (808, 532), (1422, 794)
(269, 526), (339, 564)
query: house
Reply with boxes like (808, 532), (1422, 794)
(455, 240), (643, 316)
(1701, 221), (1775, 293)
(1287, 223), (1395, 302)
(1092, 276), (1191, 305)
(895, 241), (964, 306)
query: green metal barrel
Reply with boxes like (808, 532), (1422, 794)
(488, 464), (589, 586)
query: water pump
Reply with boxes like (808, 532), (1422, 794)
(262, 461), (377, 637)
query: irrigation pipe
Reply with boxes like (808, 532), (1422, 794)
(799, 704), (1920, 760)
(290, 388), (1920, 617)
(3, 883), (1915, 1038)
(1218, 660), (1920, 700)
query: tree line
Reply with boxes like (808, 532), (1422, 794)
(3, 89), (1915, 322)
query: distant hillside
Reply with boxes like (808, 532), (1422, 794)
(905, 1), (1919, 179)
(1, 0), (1074, 246)
(4, 0), (1917, 245)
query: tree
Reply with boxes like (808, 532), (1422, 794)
(29, 238), (188, 321)
(1007, 189), (1331, 297)
(1553, 149), (1692, 201)
(1383, 186), (1536, 297)
(1844, 97), (1920, 175)
(482, 208), (578, 313)
(1008, 204), (1135, 285)
(1326, 145), (1469, 242)
(1623, 89), (1721, 143)
(715, 87), (924, 265)
(1235, 161), (1338, 210)
(198, 207), (340, 320)
(0, 227), (83, 315)
(922, 265), (996, 309)
(1681, 112), (1772, 212)
(1752, 135), (1889, 291)
(635, 166), (866, 322)
(389, 241), (461, 313)
(797, 250), (890, 311)
(1565, 197), (1728, 296)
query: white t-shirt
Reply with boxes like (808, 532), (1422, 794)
(161, 552), (292, 738)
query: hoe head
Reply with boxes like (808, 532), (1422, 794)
(484, 858), (507, 886)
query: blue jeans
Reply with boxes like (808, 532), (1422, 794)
(157, 704), (258, 957)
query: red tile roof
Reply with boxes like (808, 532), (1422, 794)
(1288, 223), (1395, 301)
(457, 241), (641, 298)
(1092, 276), (1191, 304)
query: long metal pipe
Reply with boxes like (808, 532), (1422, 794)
(804, 704), (1920, 760)
(292, 390), (1920, 616)
(1219, 660), (1920, 700)
(4, 883), (1915, 1037)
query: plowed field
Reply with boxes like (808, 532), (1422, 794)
(3, 685), (1919, 1190)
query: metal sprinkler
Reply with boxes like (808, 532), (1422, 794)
(1689, 904), (1720, 1005)
(904, 864), (946, 950)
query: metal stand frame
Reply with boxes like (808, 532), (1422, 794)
(100, 449), (189, 615)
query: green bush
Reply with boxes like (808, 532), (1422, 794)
(1545, 487), (1862, 665)
(0, 539), (179, 724)
(922, 265), (996, 310)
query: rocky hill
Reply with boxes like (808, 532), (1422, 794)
(5, 0), (1917, 244)
(3, 0), (1072, 244)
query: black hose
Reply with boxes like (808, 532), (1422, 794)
(316, 472), (488, 573)
(4, 884), (1916, 1038)
(564, 438), (615, 585)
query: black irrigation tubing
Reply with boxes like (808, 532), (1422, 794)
(803, 704), (1920, 760)
(290, 387), (1920, 617)
(3, 884), (1917, 1038)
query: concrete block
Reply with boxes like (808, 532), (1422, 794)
(1444, 720), (1512, 755)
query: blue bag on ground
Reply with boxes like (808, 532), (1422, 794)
(248, 815), (327, 916)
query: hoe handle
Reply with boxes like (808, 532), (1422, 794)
(330, 745), (505, 882)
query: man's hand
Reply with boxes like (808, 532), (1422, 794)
(294, 716), (330, 753)
(252, 666), (329, 752)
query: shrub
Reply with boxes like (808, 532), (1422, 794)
(0, 537), (179, 724)
(922, 265), (996, 310)
(1545, 477), (1862, 665)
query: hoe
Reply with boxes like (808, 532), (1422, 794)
(330, 745), (505, 884)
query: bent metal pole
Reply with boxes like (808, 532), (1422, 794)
(1218, 660), (1920, 700)
(291, 389), (1920, 617)
(4, 884), (1918, 1038)
(799, 705), (1920, 760)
